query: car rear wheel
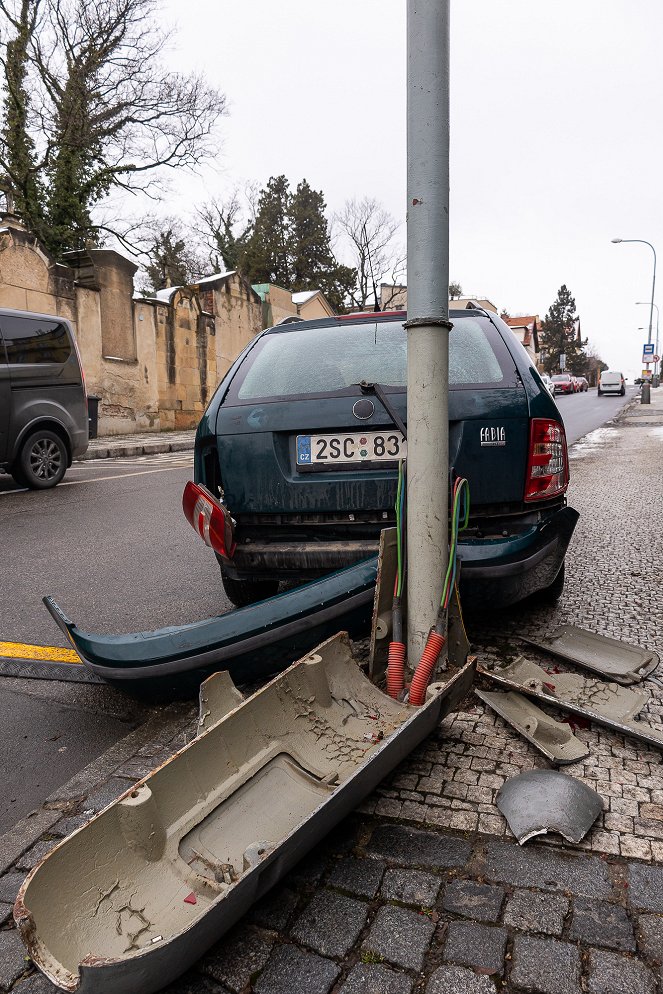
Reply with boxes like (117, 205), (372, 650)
(221, 572), (280, 607)
(535, 563), (565, 604)
(18, 429), (68, 489)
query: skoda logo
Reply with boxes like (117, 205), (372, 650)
(352, 399), (374, 420)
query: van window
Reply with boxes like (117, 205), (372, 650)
(1, 315), (71, 365)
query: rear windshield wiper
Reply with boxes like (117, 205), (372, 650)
(357, 381), (407, 440)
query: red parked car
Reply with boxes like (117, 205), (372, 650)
(551, 373), (574, 395)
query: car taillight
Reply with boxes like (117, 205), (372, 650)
(182, 481), (236, 559)
(524, 418), (569, 502)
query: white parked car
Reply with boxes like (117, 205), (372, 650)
(540, 373), (556, 397)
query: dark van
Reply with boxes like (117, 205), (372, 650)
(0, 308), (88, 488)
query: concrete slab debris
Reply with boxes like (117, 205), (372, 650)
(523, 625), (659, 684)
(496, 770), (603, 845)
(474, 689), (590, 764)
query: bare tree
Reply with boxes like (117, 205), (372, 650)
(335, 196), (401, 309)
(197, 185), (258, 272)
(0, 0), (227, 256)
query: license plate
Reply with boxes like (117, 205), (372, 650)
(296, 431), (407, 466)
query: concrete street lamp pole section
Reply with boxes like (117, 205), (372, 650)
(612, 238), (657, 347)
(406, 0), (451, 661)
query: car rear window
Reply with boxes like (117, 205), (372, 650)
(233, 317), (511, 401)
(552, 374), (570, 382)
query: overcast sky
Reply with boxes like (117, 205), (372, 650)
(159, 0), (663, 379)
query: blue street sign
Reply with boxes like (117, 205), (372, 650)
(643, 343), (655, 364)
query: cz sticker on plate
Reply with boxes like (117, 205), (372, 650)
(296, 431), (406, 465)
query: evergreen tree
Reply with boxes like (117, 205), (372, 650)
(290, 180), (354, 312)
(541, 285), (587, 375)
(242, 175), (356, 311)
(242, 175), (292, 286)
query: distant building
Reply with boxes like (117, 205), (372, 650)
(252, 284), (334, 326)
(379, 283), (498, 314)
(501, 313), (540, 366)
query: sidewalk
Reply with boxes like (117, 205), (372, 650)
(1, 393), (663, 993)
(77, 428), (196, 461)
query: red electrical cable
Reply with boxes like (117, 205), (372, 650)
(386, 640), (406, 699)
(408, 630), (445, 706)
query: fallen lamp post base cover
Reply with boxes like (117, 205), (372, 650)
(496, 769), (603, 844)
(474, 688), (590, 764)
(522, 624), (659, 684)
(14, 632), (475, 994)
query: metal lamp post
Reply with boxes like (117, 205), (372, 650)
(406, 0), (451, 662)
(636, 301), (660, 382)
(612, 238), (657, 348)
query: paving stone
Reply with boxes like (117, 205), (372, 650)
(443, 922), (507, 975)
(0, 929), (29, 991)
(568, 897), (635, 951)
(366, 824), (471, 869)
(161, 973), (228, 994)
(339, 963), (413, 994)
(85, 777), (131, 812)
(628, 863), (663, 912)
(290, 890), (368, 958)
(11, 974), (61, 993)
(253, 944), (339, 994)
(287, 850), (329, 887)
(363, 905), (435, 971)
(328, 857), (384, 898)
(0, 903), (12, 926)
(15, 841), (56, 872)
(249, 887), (299, 931)
(503, 890), (568, 936)
(482, 839), (613, 898)
(587, 949), (656, 994)
(51, 811), (94, 837)
(380, 869), (441, 907)
(637, 914), (663, 963)
(426, 965), (497, 994)
(510, 936), (581, 994)
(201, 929), (273, 991)
(0, 872), (25, 904)
(442, 880), (505, 923)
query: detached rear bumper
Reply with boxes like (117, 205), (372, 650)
(226, 505), (579, 610)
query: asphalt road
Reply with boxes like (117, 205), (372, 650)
(553, 383), (635, 444)
(0, 386), (636, 836)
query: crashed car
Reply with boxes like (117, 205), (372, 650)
(191, 309), (578, 610)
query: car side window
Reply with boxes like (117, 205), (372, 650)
(1, 315), (72, 364)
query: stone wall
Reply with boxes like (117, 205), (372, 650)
(0, 219), (263, 435)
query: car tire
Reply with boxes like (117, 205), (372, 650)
(535, 563), (565, 604)
(17, 429), (68, 489)
(620, 388), (625, 396)
(221, 572), (280, 607)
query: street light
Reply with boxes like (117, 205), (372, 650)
(636, 301), (660, 379)
(611, 238), (657, 348)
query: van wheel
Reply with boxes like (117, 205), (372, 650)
(221, 572), (280, 607)
(18, 429), (68, 489)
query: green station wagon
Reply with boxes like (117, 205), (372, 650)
(192, 309), (578, 610)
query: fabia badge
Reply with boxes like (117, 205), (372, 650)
(480, 426), (506, 447)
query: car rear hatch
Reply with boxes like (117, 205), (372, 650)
(206, 314), (538, 544)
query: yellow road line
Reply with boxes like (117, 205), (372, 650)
(0, 641), (82, 664)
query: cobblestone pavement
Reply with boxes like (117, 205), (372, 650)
(2, 393), (663, 992)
